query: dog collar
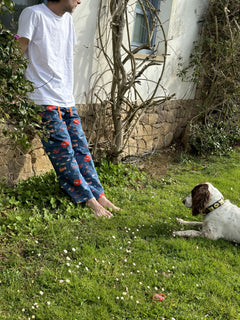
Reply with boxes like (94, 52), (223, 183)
(204, 198), (224, 214)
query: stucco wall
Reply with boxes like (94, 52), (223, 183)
(72, 0), (209, 103)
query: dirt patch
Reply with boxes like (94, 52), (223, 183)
(132, 146), (181, 178)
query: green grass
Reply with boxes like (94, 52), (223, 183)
(1, 149), (240, 319)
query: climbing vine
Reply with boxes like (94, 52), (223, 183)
(178, 0), (240, 155)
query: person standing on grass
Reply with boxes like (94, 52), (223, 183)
(16, 0), (120, 217)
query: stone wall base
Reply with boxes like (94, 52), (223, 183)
(79, 99), (197, 158)
(0, 99), (197, 185)
(0, 137), (52, 186)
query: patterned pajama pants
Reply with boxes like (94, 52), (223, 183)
(39, 105), (105, 204)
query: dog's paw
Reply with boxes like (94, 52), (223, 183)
(173, 231), (182, 238)
(173, 231), (180, 237)
(176, 218), (185, 225)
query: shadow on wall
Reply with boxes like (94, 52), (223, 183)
(73, 0), (99, 104)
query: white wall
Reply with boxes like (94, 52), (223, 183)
(72, 0), (99, 103)
(73, 0), (209, 104)
(163, 0), (209, 99)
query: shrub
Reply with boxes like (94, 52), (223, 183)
(188, 120), (240, 155)
(0, 0), (42, 150)
(178, 0), (240, 156)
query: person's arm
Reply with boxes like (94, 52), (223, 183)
(18, 37), (29, 54)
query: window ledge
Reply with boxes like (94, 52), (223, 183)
(134, 53), (164, 62)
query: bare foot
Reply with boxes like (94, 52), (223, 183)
(86, 197), (113, 218)
(97, 196), (120, 211)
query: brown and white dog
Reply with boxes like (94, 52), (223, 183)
(173, 182), (240, 243)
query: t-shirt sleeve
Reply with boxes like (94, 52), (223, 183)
(17, 7), (37, 41)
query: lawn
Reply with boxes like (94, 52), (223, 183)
(0, 149), (240, 320)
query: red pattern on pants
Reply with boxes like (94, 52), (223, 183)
(39, 105), (105, 203)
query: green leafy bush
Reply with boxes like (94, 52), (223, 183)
(189, 120), (240, 156)
(97, 159), (146, 188)
(0, 170), (74, 214)
(0, 160), (146, 215)
(178, 0), (240, 156)
(0, 0), (42, 150)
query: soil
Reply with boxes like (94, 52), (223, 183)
(130, 145), (181, 178)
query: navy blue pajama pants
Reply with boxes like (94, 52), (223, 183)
(39, 105), (105, 204)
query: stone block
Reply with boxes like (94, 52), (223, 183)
(135, 124), (152, 137)
(164, 132), (174, 147)
(152, 135), (164, 150)
(148, 113), (159, 124)
(10, 154), (34, 182)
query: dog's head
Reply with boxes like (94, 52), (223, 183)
(183, 182), (223, 216)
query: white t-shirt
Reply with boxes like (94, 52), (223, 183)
(17, 3), (76, 107)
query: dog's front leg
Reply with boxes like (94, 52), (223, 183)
(173, 230), (202, 238)
(176, 218), (203, 227)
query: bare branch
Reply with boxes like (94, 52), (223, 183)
(88, 0), (171, 162)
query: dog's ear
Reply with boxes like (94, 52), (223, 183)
(191, 183), (210, 216)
